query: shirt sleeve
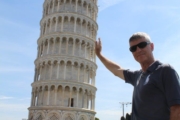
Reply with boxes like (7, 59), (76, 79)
(162, 65), (180, 107)
(123, 69), (141, 86)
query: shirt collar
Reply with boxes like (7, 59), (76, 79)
(146, 60), (162, 73)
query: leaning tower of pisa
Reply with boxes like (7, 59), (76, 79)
(28, 0), (98, 120)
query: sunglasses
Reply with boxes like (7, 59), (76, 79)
(129, 41), (150, 52)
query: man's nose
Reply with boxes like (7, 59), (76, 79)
(136, 46), (142, 52)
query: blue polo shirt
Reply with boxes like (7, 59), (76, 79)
(123, 61), (180, 120)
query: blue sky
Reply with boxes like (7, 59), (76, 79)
(1, 0), (180, 120)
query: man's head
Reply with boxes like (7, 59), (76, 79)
(129, 32), (154, 64)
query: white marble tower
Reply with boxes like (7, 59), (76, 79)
(28, 0), (98, 120)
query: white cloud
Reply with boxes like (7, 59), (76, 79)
(0, 102), (29, 120)
(0, 96), (13, 100)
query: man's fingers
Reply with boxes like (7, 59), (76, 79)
(99, 38), (101, 46)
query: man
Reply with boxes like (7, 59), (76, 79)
(95, 32), (180, 120)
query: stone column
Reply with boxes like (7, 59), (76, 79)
(48, 4), (50, 14)
(66, 39), (68, 54)
(72, 39), (75, 55)
(83, 67), (86, 83)
(52, 39), (55, 54)
(49, 20), (52, 33)
(77, 65), (80, 82)
(52, 0), (55, 13)
(59, 38), (62, 54)
(75, 0), (78, 12)
(76, 89), (79, 107)
(54, 88), (58, 105)
(92, 71), (95, 86)
(47, 87), (50, 105)
(86, 4), (88, 16)
(33, 92), (36, 106)
(74, 18), (77, 32)
(84, 44), (87, 58)
(91, 95), (93, 110)
(37, 46), (40, 58)
(69, 88), (72, 107)
(50, 62), (53, 80)
(64, 62), (67, 80)
(39, 65), (42, 81)
(61, 17), (64, 32)
(82, 90), (85, 108)
(37, 90), (40, 106)
(57, 61), (60, 79)
(41, 89), (45, 106)
(79, 41), (81, 57)
(42, 42), (45, 56)
(30, 92), (34, 106)
(61, 87), (64, 106)
(55, 17), (58, 32)
(87, 69), (90, 84)
(87, 94), (89, 109)
(57, 0), (60, 11)
(93, 95), (95, 110)
(34, 68), (37, 82)
(47, 40), (50, 54)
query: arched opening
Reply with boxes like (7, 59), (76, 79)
(50, 85), (55, 105)
(49, 38), (54, 54)
(59, 0), (64, 12)
(74, 39), (80, 56)
(63, 16), (69, 32)
(51, 61), (58, 80)
(82, 1), (87, 15)
(59, 61), (65, 80)
(66, 61), (72, 80)
(79, 64), (84, 82)
(46, 61), (51, 80)
(57, 85), (63, 105)
(52, 17), (56, 32)
(65, 0), (71, 11)
(61, 37), (67, 54)
(43, 86), (48, 105)
(69, 17), (74, 33)
(54, 0), (58, 12)
(77, 0), (82, 13)
(71, 0), (76, 11)
(54, 37), (60, 54)
(82, 20), (86, 35)
(38, 87), (43, 106)
(68, 38), (73, 55)
(76, 18), (81, 34)
(81, 40), (85, 58)
(64, 86), (70, 107)
(78, 88), (83, 108)
(57, 16), (62, 32)
(73, 62), (78, 81)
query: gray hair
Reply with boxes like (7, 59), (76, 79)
(129, 32), (151, 42)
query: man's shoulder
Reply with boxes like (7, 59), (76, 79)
(123, 69), (142, 74)
(155, 61), (175, 71)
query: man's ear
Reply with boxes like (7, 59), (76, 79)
(151, 43), (154, 51)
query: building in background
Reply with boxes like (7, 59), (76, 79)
(28, 0), (98, 119)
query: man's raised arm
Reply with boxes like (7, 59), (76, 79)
(95, 38), (125, 80)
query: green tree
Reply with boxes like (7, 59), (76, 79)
(125, 113), (131, 120)
(95, 117), (99, 120)
(120, 116), (125, 120)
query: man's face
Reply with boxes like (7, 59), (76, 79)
(129, 38), (154, 64)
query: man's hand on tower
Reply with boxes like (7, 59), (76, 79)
(95, 38), (102, 56)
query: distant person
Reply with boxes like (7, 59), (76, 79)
(95, 32), (180, 120)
